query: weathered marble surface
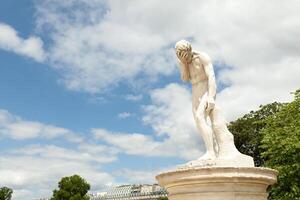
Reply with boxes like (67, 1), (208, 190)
(175, 40), (254, 168)
(155, 40), (277, 200)
(156, 167), (277, 200)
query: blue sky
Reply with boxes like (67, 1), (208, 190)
(0, 1), (299, 199)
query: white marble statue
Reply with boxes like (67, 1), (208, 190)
(175, 40), (253, 167)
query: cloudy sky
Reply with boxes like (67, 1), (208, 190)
(0, 0), (299, 199)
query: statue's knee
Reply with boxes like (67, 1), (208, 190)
(194, 110), (206, 122)
(212, 121), (226, 133)
(212, 123), (221, 132)
(196, 116), (205, 125)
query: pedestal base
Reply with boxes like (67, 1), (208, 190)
(156, 167), (277, 200)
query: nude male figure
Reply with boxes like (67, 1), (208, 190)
(175, 40), (217, 163)
(175, 40), (254, 167)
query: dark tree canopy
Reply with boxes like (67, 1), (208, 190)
(228, 102), (283, 166)
(50, 175), (91, 200)
(0, 187), (13, 200)
(261, 90), (300, 200)
(229, 89), (300, 200)
(157, 197), (168, 200)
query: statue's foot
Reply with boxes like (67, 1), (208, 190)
(177, 152), (216, 169)
(215, 152), (254, 167)
(197, 151), (216, 161)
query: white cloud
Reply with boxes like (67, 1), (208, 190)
(142, 83), (203, 159)
(7, 121), (42, 139)
(217, 58), (300, 120)
(0, 109), (120, 200)
(34, 0), (300, 119)
(93, 128), (164, 157)
(0, 23), (45, 62)
(0, 148), (114, 200)
(0, 109), (82, 142)
(34, 0), (177, 93)
(114, 169), (159, 185)
(12, 144), (118, 164)
(124, 94), (143, 101)
(93, 83), (203, 160)
(118, 112), (132, 119)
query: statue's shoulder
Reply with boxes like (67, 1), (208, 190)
(193, 51), (211, 65)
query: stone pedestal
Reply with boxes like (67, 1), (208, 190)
(156, 167), (277, 200)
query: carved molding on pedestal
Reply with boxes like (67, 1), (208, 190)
(156, 167), (277, 200)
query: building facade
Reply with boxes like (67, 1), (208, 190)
(90, 184), (167, 200)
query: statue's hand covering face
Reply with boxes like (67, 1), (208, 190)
(175, 40), (192, 63)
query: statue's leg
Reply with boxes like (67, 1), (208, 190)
(179, 84), (216, 168)
(193, 94), (216, 161)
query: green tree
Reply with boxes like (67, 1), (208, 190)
(261, 90), (300, 200)
(50, 175), (91, 200)
(228, 102), (283, 166)
(0, 187), (13, 200)
(157, 197), (168, 200)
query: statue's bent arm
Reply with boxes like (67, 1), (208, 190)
(177, 58), (189, 82)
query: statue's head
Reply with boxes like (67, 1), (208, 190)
(175, 40), (192, 63)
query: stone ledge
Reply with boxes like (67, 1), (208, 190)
(156, 167), (277, 200)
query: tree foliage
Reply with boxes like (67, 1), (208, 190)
(229, 89), (300, 200)
(157, 197), (168, 200)
(261, 90), (300, 200)
(228, 102), (283, 166)
(0, 187), (13, 200)
(50, 175), (91, 200)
